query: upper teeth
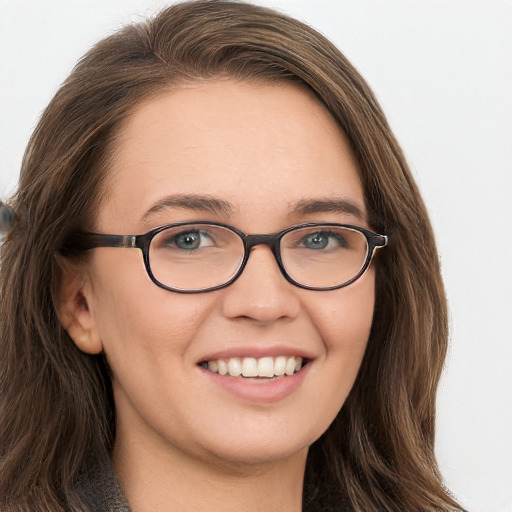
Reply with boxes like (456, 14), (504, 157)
(203, 356), (304, 378)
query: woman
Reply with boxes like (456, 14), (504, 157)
(0, 1), (463, 510)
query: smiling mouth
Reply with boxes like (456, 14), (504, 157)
(199, 356), (305, 379)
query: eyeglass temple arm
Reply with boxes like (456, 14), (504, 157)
(372, 234), (388, 248)
(62, 233), (143, 252)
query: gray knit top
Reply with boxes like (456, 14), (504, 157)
(74, 459), (131, 512)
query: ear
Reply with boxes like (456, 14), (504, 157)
(56, 267), (103, 355)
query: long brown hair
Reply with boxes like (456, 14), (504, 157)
(1, 1), (462, 510)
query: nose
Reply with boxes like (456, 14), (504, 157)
(221, 244), (301, 324)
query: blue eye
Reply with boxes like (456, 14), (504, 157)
(175, 232), (201, 250)
(165, 230), (214, 251)
(302, 231), (347, 250)
(304, 232), (328, 249)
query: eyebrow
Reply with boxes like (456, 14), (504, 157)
(142, 194), (234, 221)
(291, 197), (366, 221)
(141, 194), (366, 223)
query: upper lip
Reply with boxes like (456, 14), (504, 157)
(197, 345), (316, 364)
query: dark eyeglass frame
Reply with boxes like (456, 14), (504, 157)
(63, 221), (388, 293)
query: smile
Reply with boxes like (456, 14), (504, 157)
(200, 356), (305, 378)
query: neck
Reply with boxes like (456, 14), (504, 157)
(112, 424), (307, 512)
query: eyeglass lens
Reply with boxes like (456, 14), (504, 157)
(148, 223), (370, 292)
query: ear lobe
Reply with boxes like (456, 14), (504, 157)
(56, 270), (103, 355)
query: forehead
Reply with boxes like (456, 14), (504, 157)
(100, 79), (365, 231)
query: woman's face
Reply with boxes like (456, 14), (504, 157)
(77, 79), (375, 469)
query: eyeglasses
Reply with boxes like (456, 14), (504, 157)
(64, 221), (387, 293)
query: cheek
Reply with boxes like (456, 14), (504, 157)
(315, 270), (375, 354)
(86, 251), (215, 366)
(293, 271), (375, 443)
(311, 269), (375, 402)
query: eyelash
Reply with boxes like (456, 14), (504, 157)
(161, 230), (206, 248)
(299, 230), (348, 249)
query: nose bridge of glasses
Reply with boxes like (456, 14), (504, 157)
(244, 233), (280, 254)
(239, 232), (288, 286)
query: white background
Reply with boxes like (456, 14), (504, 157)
(1, 1), (511, 510)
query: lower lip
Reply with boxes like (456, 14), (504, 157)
(199, 363), (310, 404)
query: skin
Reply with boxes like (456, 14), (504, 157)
(60, 79), (376, 512)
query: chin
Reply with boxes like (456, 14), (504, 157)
(186, 415), (329, 470)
